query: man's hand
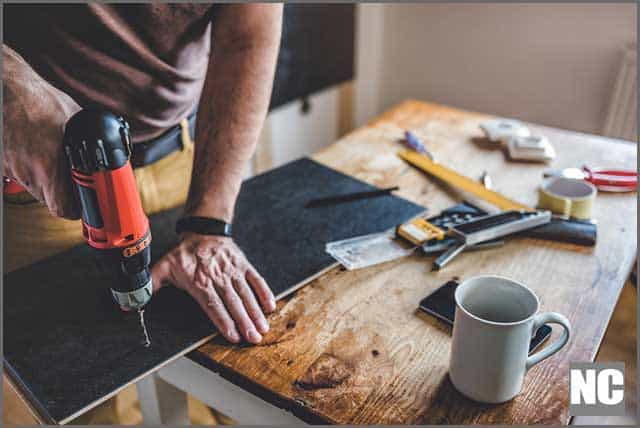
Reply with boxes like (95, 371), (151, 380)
(3, 44), (81, 218)
(151, 233), (276, 344)
(163, 4), (282, 343)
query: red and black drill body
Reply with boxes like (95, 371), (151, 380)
(63, 110), (153, 311)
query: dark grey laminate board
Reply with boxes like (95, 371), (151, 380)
(4, 158), (424, 423)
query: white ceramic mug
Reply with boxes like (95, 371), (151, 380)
(449, 275), (571, 403)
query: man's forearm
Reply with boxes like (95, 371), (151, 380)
(3, 44), (82, 217)
(186, 4), (283, 221)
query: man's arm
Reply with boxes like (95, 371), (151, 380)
(187, 4), (282, 222)
(3, 44), (81, 218)
(151, 4), (283, 344)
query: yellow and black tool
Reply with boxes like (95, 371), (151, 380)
(396, 145), (536, 248)
(396, 217), (446, 246)
(398, 149), (533, 212)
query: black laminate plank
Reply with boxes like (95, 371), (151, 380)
(4, 158), (424, 423)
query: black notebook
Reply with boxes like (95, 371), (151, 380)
(4, 157), (424, 423)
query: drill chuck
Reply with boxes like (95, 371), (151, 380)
(111, 278), (153, 310)
(64, 109), (153, 311)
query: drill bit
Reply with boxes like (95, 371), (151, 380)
(138, 308), (151, 348)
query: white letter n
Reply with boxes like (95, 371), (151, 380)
(571, 369), (596, 405)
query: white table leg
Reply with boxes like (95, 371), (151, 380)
(157, 356), (305, 425)
(136, 373), (189, 425)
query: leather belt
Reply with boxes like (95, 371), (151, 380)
(131, 112), (196, 168)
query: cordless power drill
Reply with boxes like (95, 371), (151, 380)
(3, 110), (152, 310)
(62, 109), (153, 311)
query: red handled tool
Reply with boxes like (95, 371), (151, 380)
(3, 111), (153, 311)
(63, 109), (153, 310)
(545, 166), (637, 192)
(3, 176), (25, 194)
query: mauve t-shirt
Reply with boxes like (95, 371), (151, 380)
(4, 4), (214, 141)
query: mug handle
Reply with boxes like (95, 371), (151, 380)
(526, 312), (571, 371)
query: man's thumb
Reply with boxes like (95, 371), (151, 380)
(150, 259), (172, 293)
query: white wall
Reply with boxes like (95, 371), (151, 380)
(268, 87), (340, 168)
(357, 3), (637, 135)
(256, 86), (341, 173)
(262, 4), (636, 169)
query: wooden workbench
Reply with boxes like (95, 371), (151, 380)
(191, 100), (637, 424)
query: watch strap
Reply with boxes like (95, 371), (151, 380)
(175, 216), (233, 237)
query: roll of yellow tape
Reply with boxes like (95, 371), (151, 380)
(537, 177), (597, 220)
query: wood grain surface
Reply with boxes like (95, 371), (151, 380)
(194, 100), (637, 425)
(2, 375), (43, 425)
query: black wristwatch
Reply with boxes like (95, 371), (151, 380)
(175, 216), (233, 237)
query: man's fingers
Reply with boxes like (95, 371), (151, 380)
(3, 165), (15, 182)
(215, 277), (262, 344)
(21, 159), (80, 219)
(11, 170), (44, 203)
(148, 238), (276, 346)
(55, 172), (81, 219)
(150, 258), (173, 293)
(197, 282), (240, 344)
(42, 185), (78, 219)
(25, 184), (45, 204)
(232, 276), (269, 334)
(247, 267), (276, 312)
(48, 159), (81, 219)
